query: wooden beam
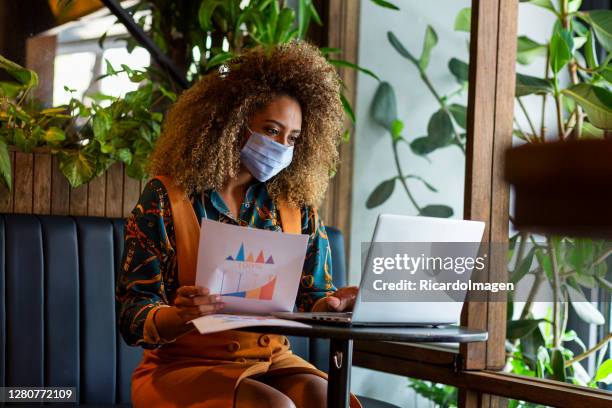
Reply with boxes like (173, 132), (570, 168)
(486, 0), (518, 371)
(461, 0), (517, 377)
(354, 351), (612, 408)
(317, 0), (360, 261)
(25, 35), (57, 107)
(13, 152), (34, 214)
(354, 341), (458, 367)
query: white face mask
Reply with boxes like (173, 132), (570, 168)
(239, 128), (294, 182)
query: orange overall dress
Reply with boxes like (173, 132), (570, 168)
(131, 176), (362, 408)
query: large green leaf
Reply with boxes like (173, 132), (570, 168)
(419, 25), (438, 71)
(551, 349), (566, 382)
(448, 58), (469, 84)
(93, 110), (112, 141)
(515, 73), (553, 96)
(562, 83), (612, 130)
(454, 7), (471, 32)
(117, 148), (133, 165)
(43, 127), (66, 143)
(521, 326), (546, 369)
(58, 150), (97, 188)
(549, 26), (574, 73)
(510, 247), (536, 284)
(0, 54), (38, 88)
(419, 205), (453, 218)
(582, 10), (612, 52)
(517, 36), (547, 65)
(507, 318), (545, 340)
(0, 139), (11, 191)
(410, 136), (440, 156)
(448, 104), (467, 129)
(370, 81), (397, 130)
(594, 359), (612, 384)
(387, 31), (418, 65)
(366, 178), (396, 209)
(584, 29), (599, 69)
(520, 0), (556, 13)
(581, 121), (604, 139)
(0, 81), (23, 98)
(566, 284), (605, 324)
(427, 109), (454, 145)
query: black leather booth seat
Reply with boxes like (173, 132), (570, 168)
(0, 214), (351, 406)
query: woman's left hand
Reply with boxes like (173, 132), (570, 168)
(312, 286), (359, 312)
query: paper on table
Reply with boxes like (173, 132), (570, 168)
(195, 219), (309, 314)
(190, 314), (311, 335)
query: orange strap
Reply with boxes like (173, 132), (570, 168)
(155, 176), (303, 286)
(154, 176), (200, 287)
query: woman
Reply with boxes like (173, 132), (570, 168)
(116, 40), (361, 408)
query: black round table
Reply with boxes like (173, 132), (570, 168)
(239, 324), (488, 408)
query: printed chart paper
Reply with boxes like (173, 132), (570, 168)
(196, 219), (309, 314)
(190, 314), (311, 335)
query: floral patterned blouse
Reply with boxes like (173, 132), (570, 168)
(116, 178), (337, 349)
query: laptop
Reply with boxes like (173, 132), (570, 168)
(272, 214), (485, 326)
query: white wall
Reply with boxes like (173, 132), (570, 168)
(349, 0), (469, 287)
(348, 1), (557, 406)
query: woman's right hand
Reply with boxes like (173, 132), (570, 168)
(173, 285), (225, 324)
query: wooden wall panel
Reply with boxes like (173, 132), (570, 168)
(105, 163), (124, 218)
(87, 171), (106, 217)
(123, 169), (140, 216)
(5, 151), (139, 219)
(51, 155), (70, 215)
(69, 185), (88, 216)
(33, 153), (52, 214)
(13, 152), (34, 213)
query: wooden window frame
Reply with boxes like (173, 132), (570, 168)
(322, 0), (612, 406)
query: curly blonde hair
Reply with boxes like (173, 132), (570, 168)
(148, 40), (345, 208)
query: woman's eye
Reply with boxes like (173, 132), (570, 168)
(266, 128), (279, 135)
(288, 135), (298, 144)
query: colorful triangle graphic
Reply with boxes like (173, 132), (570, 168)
(235, 243), (245, 261)
(266, 255), (274, 264)
(256, 250), (265, 263)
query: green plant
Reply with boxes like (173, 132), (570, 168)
(502, 0), (612, 397)
(508, 234), (612, 384)
(0, 56), (173, 189)
(408, 379), (457, 408)
(364, 0), (612, 403)
(366, 23), (468, 217)
(1, 0), (387, 191)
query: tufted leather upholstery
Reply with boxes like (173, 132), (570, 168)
(0, 214), (348, 405)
